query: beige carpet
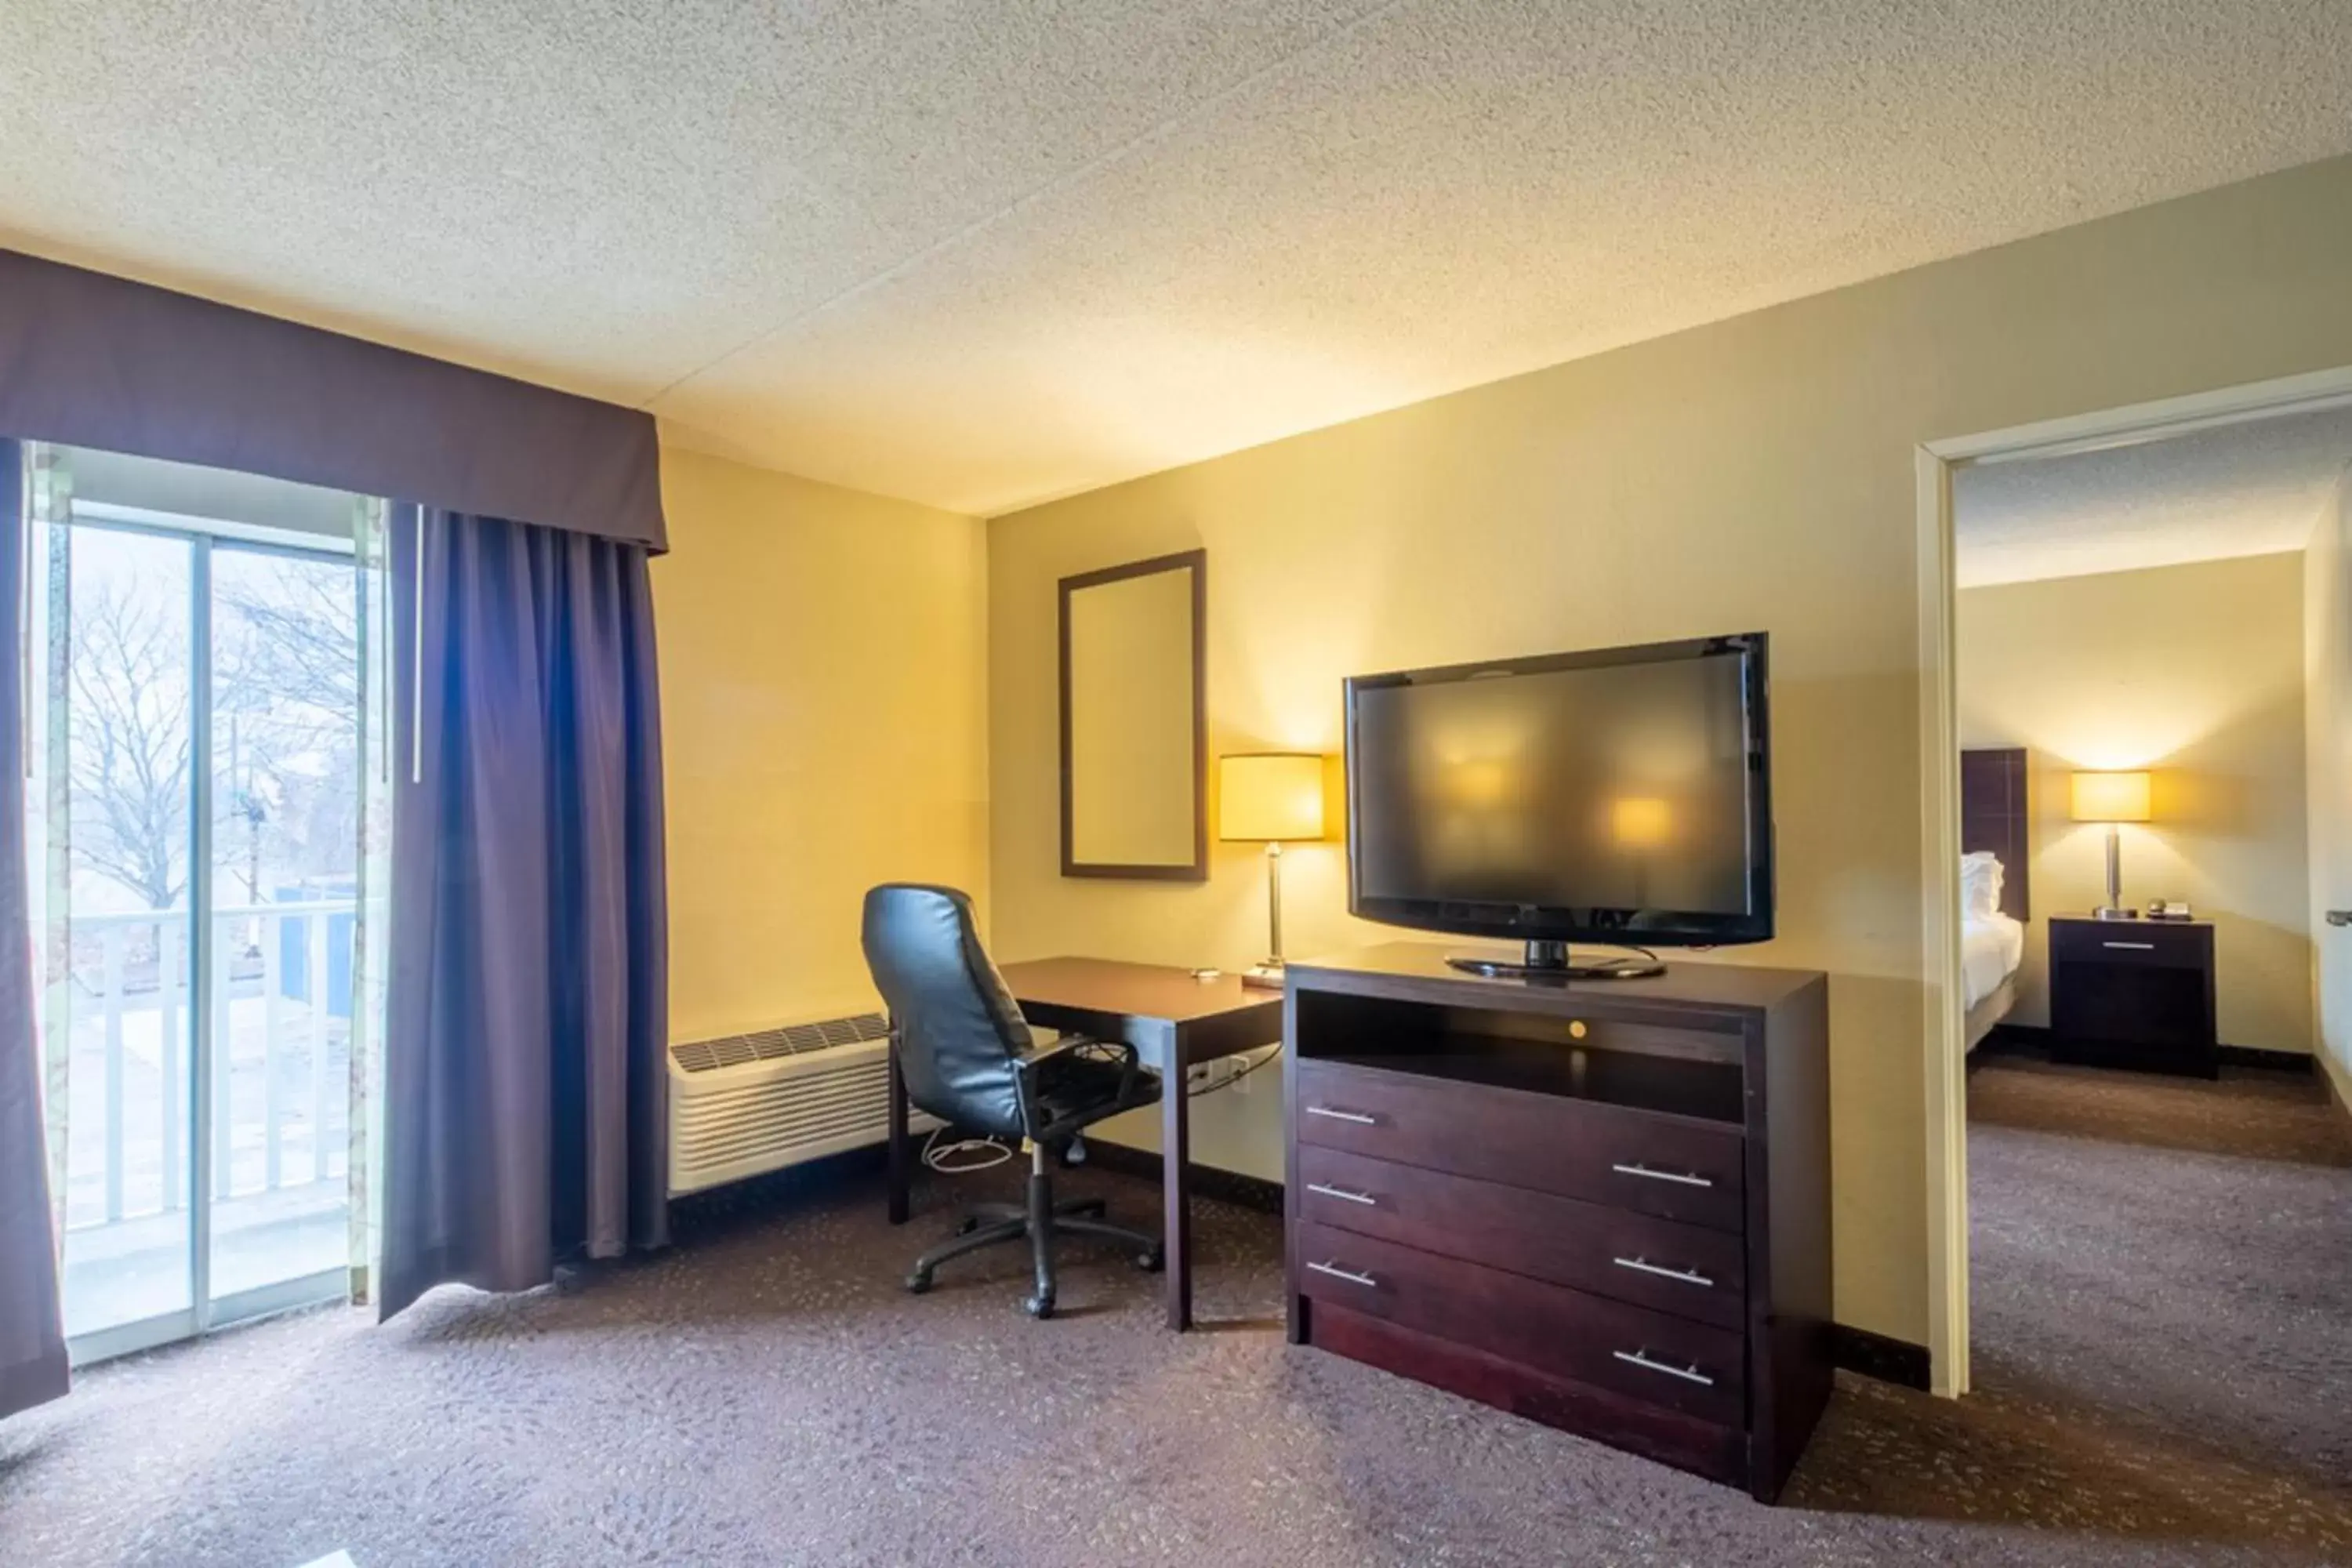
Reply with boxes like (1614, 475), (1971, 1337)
(3, 1056), (2348, 1566)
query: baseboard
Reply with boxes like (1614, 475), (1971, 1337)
(2215, 1044), (2317, 1074)
(1977, 1022), (2312, 1076)
(1829, 1324), (1931, 1392)
(1080, 1138), (1286, 1214)
(2319, 1051), (2352, 1127)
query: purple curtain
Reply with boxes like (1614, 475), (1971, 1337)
(379, 507), (669, 1321)
(1, 438), (68, 1416)
(0, 249), (666, 550)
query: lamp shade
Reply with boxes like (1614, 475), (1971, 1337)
(1220, 753), (1325, 841)
(2070, 770), (2151, 823)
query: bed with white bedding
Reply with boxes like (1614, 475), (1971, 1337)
(1959, 747), (2033, 1051)
(1962, 901), (2026, 1051)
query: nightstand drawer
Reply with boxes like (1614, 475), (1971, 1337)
(2048, 915), (2217, 1076)
(2050, 920), (2210, 967)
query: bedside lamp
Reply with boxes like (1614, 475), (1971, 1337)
(2070, 770), (2152, 920)
(1220, 753), (1326, 988)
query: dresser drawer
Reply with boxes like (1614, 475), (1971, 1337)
(1294, 1058), (1746, 1232)
(1296, 1145), (1747, 1330)
(1294, 1220), (1746, 1424)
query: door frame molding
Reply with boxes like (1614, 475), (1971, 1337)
(1915, 363), (2352, 1398)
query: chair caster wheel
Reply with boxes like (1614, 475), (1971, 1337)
(1136, 1245), (1165, 1273)
(906, 1271), (933, 1294)
(1024, 1292), (1055, 1319)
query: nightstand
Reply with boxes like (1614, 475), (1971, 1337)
(2047, 916), (2217, 1078)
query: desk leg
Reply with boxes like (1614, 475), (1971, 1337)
(1163, 1057), (1192, 1330)
(887, 1036), (910, 1226)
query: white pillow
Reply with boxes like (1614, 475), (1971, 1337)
(1960, 851), (2004, 919)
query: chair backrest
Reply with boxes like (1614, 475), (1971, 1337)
(860, 884), (1032, 1138)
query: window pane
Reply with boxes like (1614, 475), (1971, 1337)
(209, 545), (358, 1301)
(58, 525), (196, 1338)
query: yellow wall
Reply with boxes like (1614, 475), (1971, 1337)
(985, 154), (2352, 1345)
(2307, 469), (2352, 1108)
(1958, 554), (2311, 1051)
(655, 445), (989, 1042)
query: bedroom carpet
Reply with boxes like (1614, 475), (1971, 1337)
(3, 1055), (2349, 1567)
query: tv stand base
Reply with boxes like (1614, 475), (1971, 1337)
(1445, 940), (1667, 981)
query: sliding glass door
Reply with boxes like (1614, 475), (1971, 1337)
(205, 543), (361, 1305)
(52, 522), (199, 1342)
(31, 445), (380, 1361)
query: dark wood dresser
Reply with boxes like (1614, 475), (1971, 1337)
(1281, 943), (1832, 1502)
(2048, 915), (2218, 1078)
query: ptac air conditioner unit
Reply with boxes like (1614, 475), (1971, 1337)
(666, 1011), (938, 1197)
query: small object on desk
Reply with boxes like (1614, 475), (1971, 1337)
(2049, 913), (2216, 1077)
(1189, 967), (1223, 981)
(2147, 899), (2193, 921)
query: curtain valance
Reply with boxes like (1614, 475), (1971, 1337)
(0, 249), (665, 550)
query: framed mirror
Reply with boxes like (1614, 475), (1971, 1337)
(1059, 549), (1207, 880)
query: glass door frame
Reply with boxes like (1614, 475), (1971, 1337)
(44, 478), (360, 1367)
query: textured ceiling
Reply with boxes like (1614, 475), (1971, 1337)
(5, 3), (2352, 516)
(1954, 408), (2352, 589)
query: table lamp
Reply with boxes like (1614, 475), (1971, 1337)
(2070, 769), (2151, 920)
(1220, 753), (1326, 988)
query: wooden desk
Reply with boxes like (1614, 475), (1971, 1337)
(885, 956), (1284, 1330)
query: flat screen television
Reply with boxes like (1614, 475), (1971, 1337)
(1345, 633), (1772, 977)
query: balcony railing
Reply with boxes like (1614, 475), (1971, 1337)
(64, 902), (354, 1234)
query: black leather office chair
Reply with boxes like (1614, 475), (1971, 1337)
(861, 884), (1164, 1318)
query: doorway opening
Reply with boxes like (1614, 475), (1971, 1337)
(1917, 367), (2352, 1399)
(22, 445), (391, 1364)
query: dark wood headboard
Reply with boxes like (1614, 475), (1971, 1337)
(1960, 747), (2031, 922)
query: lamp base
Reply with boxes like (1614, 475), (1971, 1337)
(1241, 961), (1287, 989)
(2091, 906), (2140, 921)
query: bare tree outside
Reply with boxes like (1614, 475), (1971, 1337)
(67, 572), (191, 910)
(214, 554), (361, 913)
(66, 536), (359, 916)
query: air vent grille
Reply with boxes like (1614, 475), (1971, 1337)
(669, 1011), (890, 1075)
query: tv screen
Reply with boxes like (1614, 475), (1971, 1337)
(1345, 633), (1772, 948)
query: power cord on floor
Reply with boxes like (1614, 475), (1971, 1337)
(921, 1124), (1013, 1174)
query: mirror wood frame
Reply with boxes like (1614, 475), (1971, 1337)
(1058, 547), (1208, 881)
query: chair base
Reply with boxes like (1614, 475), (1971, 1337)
(906, 1171), (1161, 1317)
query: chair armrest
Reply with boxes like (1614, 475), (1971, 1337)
(1015, 1031), (1113, 1070)
(1013, 1033), (1146, 1136)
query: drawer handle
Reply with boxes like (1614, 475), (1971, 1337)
(1613, 1348), (1716, 1387)
(2102, 941), (2156, 951)
(1305, 1105), (1378, 1126)
(1306, 1182), (1378, 1207)
(1613, 1255), (1715, 1289)
(1306, 1260), (1378, 1288)
(1611, 1162), (1714, 1189)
